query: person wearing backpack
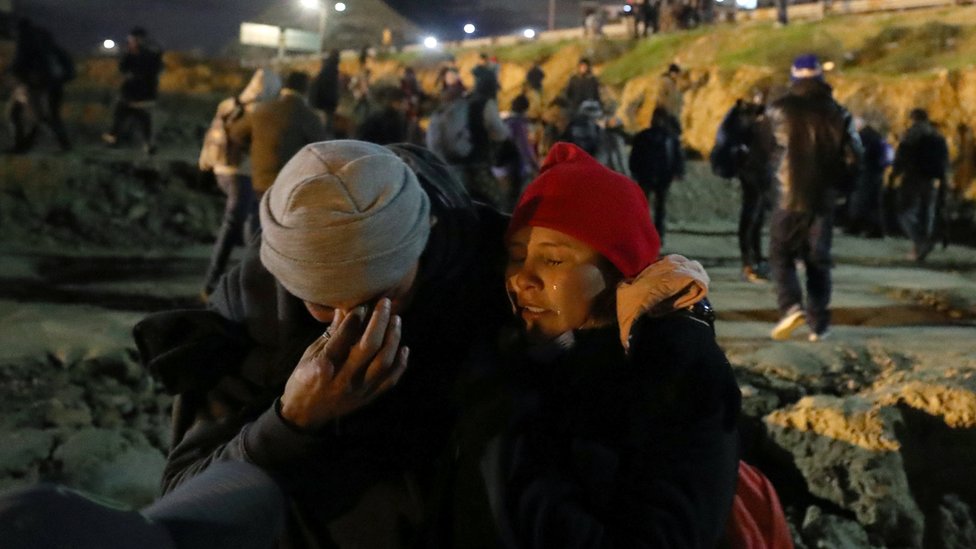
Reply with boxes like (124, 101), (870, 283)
(890, 108), (949, 262)
(199, 68), (282, 298)
(426, 77), (510, 210)
(629, 107), (685, 243)
(7, 18), (73, 153)
(712, 97), (776, 283)
(562, 99), (606, 162)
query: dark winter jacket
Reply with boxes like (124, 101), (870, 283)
(119, 44), (164, 103)
(309, 57), (340, 113)
(766, 78), (864, 214)
(629, 125), (685, 192)
(134, 144), (512, 549)
(564, 73), (601, 113)
(445, 256), (740, 548)
(891, 120), (948, 192)
(449, 311), (740, 548)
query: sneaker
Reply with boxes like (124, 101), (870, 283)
(771, 306), (806, 340)
(808, 331), (830, 342)
(742, 265), (768, 283)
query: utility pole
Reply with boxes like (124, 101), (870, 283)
(318, 3), (328, 53)
(548, 0), (556, 31)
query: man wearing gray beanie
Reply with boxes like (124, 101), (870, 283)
(135, 140), (512, 548)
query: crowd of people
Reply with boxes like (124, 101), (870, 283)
(0, 15), (970, 548)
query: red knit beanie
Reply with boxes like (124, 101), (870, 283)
(507, 142), (661, 278)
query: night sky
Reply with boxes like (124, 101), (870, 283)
(18, 0), (579, 55)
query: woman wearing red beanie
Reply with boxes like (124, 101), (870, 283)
(458, 143), (743, 547)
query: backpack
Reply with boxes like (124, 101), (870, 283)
(724, 461), (794, 549)
(710, 106), (747, 179)
(427, 98), (473, 163)
(198, 98), (244, 172)
(563, 115), (603, 157)
(629, 127), (678, 190)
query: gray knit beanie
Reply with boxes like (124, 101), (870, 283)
(259, 140), (431, 305)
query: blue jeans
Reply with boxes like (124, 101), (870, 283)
(769, 209), (833, 334)
(203, 173), (259, 293)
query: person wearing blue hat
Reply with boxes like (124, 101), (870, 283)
(766, 54), (864, 342)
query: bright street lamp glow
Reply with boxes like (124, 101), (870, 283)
(523, 28), (536, 39)
(463, 23), (475, 34)
(102, 39), (116, 49)
(423, 36), (438, 49)
(334, 2), (346, 11)
(300, 0), (319, 10)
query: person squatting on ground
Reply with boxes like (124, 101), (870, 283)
(102, 27), (164, 154)
(451, 142), (741, 547)
(7, 18), (74, 153)
(225, 71), (327, 202)
(767, 54), (864, 343)
(0, 461), (285, 549)
(629, 106), (685, 244)
(890, 108), (949, 262)
(134, 140), (514, 548)
(199, 68), (282, 297)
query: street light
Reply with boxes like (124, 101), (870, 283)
(298, 0), (329, 53)
(523, 28), (536, 39)
(334, 2), (346, 11)
(300, 0), (319, 9)
(102, 39), (116, 50)
(423, 36), (438, 49)
(463, 23), (476, 35)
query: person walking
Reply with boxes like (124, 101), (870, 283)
(199, 68), (281, 298)
(563, 58), (601, 114)
(767, 54), (863, 342)
(890, 108), (949, 262)
(629, 107), (685, 243)
(309, 49), (341, 136)
(226, 71), (327, 199)
(102, 27), (164, 154)
(845, 118), (891, 239)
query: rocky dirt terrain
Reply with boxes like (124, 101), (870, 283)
(1, 149), (974, 547)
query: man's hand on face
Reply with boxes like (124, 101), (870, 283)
(280, 298), (409, 429)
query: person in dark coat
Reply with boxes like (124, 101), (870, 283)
(309, 49), (341, 135)
(890, 108), (949, 262)
(766, 55), (863, 342)
(449, 142), (740, 548)
(629, 107), (685, 243)
(7, 19), (73, 153)
(845, 118), (891, 239)
(355, 85), (409, 145)
(102, 26), (164, 154)
(563, 58), (601, 113)
(134, 141), (513, 549)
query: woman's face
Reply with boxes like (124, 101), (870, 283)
(506, 226), (617, 343)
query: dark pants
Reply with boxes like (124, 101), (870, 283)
(738, 176), (770, 267)
(846, 170), (885, 236)
(769, 209), (833, 334)
(645, 179), (672, 242)
(10, 84), (70, 151)
(0, 461), (285, 549)
(203, 173), (259, 294)
(896, 179), (938, 253)
(109, 101), (154, 146)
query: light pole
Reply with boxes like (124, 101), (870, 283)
(548, 0), (556, 31)
(300, 0), (329, 53)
